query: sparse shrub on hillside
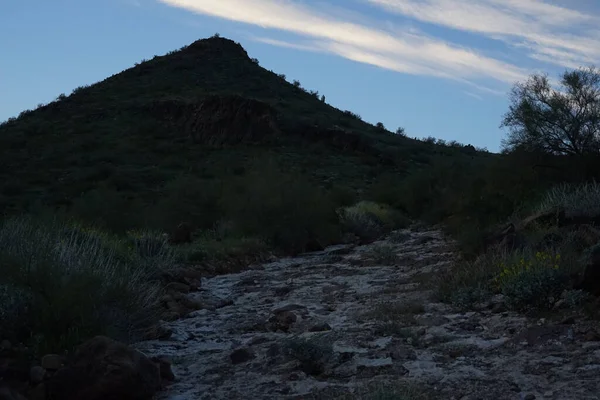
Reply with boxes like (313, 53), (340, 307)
(56, 93), (67, 101)
(71, 85), (90, 95)
(250, 57), (259, 65)
(292, 80), (301, 88)
(277, 73), (286, 80)
(212, 32), (221, 38)
(343, 110), (362, 120)
(536, 182), (600, 218)
(320, 94), (326, 102)
(396, 127), (406, 136)
(376, 122), (385, 131)
(17, 109), (33, 119)
(0, 216), (162, 355)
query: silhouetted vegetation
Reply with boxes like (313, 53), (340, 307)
(2, 34), (600, 359)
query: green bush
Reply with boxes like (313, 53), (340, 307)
(0, 216), (162, 355)
(437, 246), (579, 311)
(338, 201), (409, 242)
(493, 250), (569, 311)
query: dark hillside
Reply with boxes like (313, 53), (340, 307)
(0, 36), (485, 225)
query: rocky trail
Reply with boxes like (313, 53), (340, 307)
(136, 228), (600, 400)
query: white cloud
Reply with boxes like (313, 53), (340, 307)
(157, 0), (529, 92)
(464, 91), (483, 101)
(366, 0), (600, 69)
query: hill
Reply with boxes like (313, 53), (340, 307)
(0, 36), (487, 238)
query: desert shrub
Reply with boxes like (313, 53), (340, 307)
(493, 251), (569, 311)
(437, 246), (577, 311)
(536, 182), (600, 217)
(0, 216), (162, 355)
(176, 234), (269, 264)
(221, 163), (341, 253)
(146, 175), (223, 232)
(435, 249), (509, 307)
(69, 183), (143, 233)
(338, 201), (409, 242)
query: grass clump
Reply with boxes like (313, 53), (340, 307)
(338, 201), (410, 243)
(0, 216), (163, 355)
(176, 234), (270, 264)
(536, 181), (600, 217)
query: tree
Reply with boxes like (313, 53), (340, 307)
(501, 66), (600, 156)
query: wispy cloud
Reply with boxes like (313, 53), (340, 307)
(464, 91), (483, 101)
(366, 0), (600, 69)
(158, 0), (529, 94)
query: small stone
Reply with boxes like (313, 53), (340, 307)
(230, 348), (255, 364)
(41, 354), (62, 370)
(308, 322), (332, 332)
(30, 366), (46, 384)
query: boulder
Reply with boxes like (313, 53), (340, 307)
(46, 336), (162, 400)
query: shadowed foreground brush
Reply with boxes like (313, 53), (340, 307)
(0, 216), (165, 355)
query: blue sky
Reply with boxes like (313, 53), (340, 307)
(2, 0), (600, 151)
